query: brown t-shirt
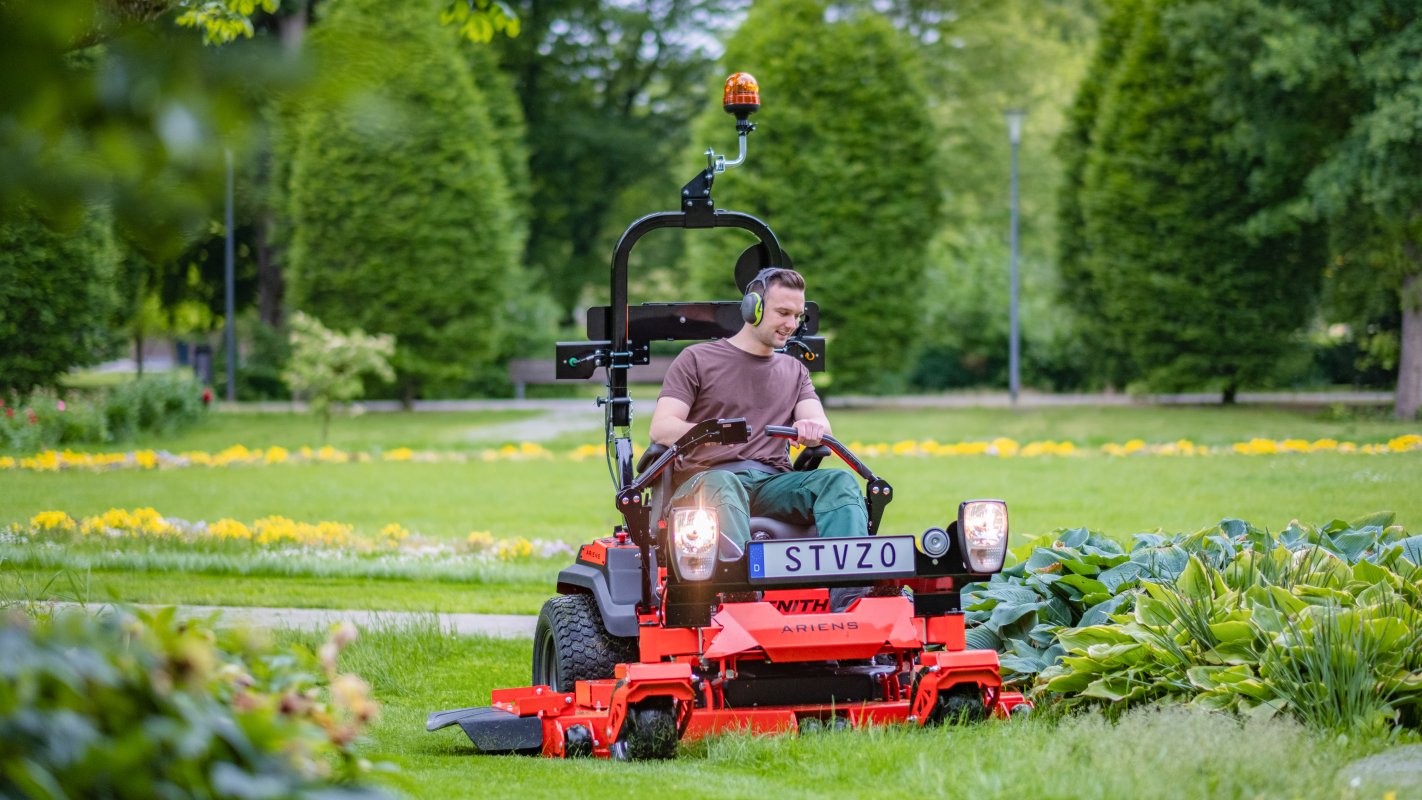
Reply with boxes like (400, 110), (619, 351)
(658, 338), (819, 484)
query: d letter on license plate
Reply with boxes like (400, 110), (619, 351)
(747, 536), (916, 583)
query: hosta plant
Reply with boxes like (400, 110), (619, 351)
(965, 513), (1422, 733)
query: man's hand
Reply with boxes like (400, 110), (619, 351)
(793, 417), (830, 447)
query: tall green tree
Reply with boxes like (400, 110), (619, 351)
(0, 206), (121, 395)
(496, 0), (738, 320)
(1062, 0), (1324, 399)
(1167, 0), (1422, 417)
(687, 0), (941, 392)
(285, 0), (524, 402)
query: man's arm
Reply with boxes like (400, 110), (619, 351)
(792, 398), (832, 447)
(649, 397), (696, 446)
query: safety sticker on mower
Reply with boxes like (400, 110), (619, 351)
(747, 535), (916, 583)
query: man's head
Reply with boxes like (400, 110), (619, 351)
(742, 267), (806, 351)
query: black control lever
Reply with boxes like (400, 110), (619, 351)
(764, 425), (892, 535)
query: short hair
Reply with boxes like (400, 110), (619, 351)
(750, 267), (805, 294)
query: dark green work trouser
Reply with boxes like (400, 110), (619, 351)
(669, 468), (868, 560)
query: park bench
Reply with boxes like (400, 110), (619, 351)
(507, 358), (671, 400)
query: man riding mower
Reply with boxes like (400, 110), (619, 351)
(428, 73), (1026, 761)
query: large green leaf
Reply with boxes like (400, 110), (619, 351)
(1057, 527), (1090, 548)
(1058, 574), (1110, 597)
(1134, 594), (1176, 628)
(1207, 620), (1253, 643)
(1081, 675), (1152, 702)
(1098, 561), (1145, 594)
(1350, 511), (1396, 530)
(1397, 535), (1422, 567)
(1056, 625), (1137, 652)
(1080, 593), (1134, 627)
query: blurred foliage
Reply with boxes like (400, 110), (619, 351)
(688, 0), (942, 393)
(495, 0), (742, 319)
(0, 607), (391, 799)
(1061, 0), (1325, 399)
(0, 0), (291, 259)
(175, 0), (280, 43)
(285, 0), (525, 402)
(0, 206), (121, 396)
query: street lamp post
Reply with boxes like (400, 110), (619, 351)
(224, 149), (236, 403)
(1004, 108), (1026, 404)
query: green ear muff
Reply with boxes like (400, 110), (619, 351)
(741, 291), (764, 325)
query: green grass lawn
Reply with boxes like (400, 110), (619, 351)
(3, 405), (1419, 615)
(0, 567), (551, 613)
(7, 405), (1422, 797)
(272, 623), (1413, 800)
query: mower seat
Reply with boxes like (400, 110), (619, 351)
(749, 518), (817, 540)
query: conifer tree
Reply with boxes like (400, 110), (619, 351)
(286, 0), (523, 401)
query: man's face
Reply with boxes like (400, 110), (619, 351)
(754, 283), (806, 349)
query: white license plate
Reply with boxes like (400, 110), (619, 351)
(747, 536), (917, 584)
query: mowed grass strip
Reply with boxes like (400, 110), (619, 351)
(0, 567), (550, 614)
(274, 623), (1406, 800)
(5, 448), (1420, 538)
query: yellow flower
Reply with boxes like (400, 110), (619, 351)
(519, 442), (552, 459)
(210, 518), (252, 541)
(29, 511), (76, 532)
(989, 437), (1020, 457)
(379, 523), (410, 547)
(383, 448), (414, 462)
(494, 536), (534, 560)
(0, 456), (15, 469)
(1387, 434), (1422, 453)
(568, 444), (602, 461)
(265, 446), (290, 464)
(135, 450), (158, 469)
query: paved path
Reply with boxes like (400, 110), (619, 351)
(44, 603), (537, 638)
(219, 391), (1391, 414)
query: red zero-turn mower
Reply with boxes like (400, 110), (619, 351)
(427, 74), (1028, 760)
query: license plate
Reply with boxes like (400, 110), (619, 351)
(747, 536), (916, 584)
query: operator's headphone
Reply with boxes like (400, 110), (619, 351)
(740, 267), (786, 326)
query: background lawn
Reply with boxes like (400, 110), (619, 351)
(2, 405), (1419, 615)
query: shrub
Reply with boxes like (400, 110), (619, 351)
(0, 607), (392, 799)
(1, 373), (206, 450)
(109, 372), (205, 438)
(282, 312), (395, 442)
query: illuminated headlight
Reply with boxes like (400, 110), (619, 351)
(957, 500), (1009, 573)
(672, 507), (718, 581)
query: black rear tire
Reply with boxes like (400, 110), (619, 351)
(531, 594), (639, 692)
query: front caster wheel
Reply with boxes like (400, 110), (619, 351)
(610, 698), (679, 761)
(928, 685), (989, 725)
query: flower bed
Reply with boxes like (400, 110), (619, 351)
(10, 507), (571, 562)
(5, 433), (1419, 473)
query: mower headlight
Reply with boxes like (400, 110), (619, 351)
(957, 500), (1009, 573)
(672, 507), (718, 581)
